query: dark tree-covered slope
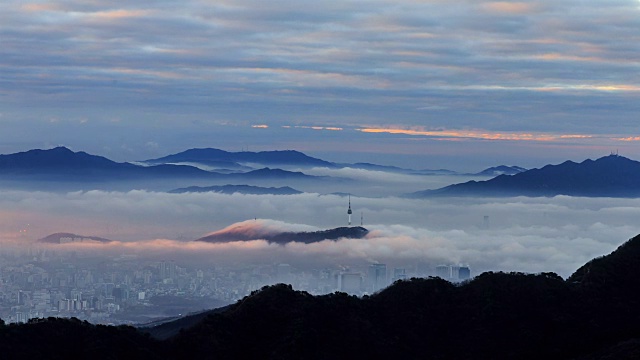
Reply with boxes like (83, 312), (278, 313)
(196, 226), (369, 244)
(6, 234), (640, 359)
(0, 317), (161, 359)
(169, 234), (640, 359)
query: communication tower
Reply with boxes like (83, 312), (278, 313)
(347, 194), (352, 226)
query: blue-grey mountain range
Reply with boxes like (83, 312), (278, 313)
(143, 148), (336, 169)
(144, 147), (519, 176)
(8, 147), (638, 198)
(411, 155), (640, 198)
(0, 147), (324, 182)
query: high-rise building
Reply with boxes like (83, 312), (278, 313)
(435, 265), (451, 279)
(368, 263), (387, 293)
(339, 272), (362, 294)
(450, 266), (460, 279)
(160, 261), (176, 280)
(458, 266), (471, 280)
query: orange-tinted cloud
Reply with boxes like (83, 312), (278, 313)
(88, 9), (151, 20)
(532, 84), (640, 92)
(481, 2), (540, 14)
(616, 137), (640, 142)
(21, 3), (60, 12)
(357, 127), (593, 142)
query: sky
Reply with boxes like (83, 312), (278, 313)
(2, 0), (640, 170)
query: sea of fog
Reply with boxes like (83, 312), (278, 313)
(2, 189), (639, 278)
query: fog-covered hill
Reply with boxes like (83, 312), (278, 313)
(38, 232), (112, 244)
(196, 222), (369, 244)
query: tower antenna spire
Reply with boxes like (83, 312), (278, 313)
(347, 194), (352, 226)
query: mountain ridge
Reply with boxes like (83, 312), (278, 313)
(411, 154), (640, 197)
(144, 148), (336, 168)
(0, 147), (326, 187)
(196, 226), (369, 244)
(0, 147), (211, 179)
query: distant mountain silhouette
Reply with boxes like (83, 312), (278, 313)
(233, 167), (319, 179)
(159, 159), (253, 172)
(336, 162), (463, 175)
(169, 185), (303, 195)
(339, 162), (527, 176)
(145, 148), (336, 168)
(38, 232), (112, 244)
(411, 155), (640, 197)
(337, 162), (457, 175)
(196, 226), (369, 244)
(146, 148), (509, 176)
(473, 165), (527, 176)
(0, 147), (212, 180)
(0, 148), (329, 188)
(0, 147), (129, 172)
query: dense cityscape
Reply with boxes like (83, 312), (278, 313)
(0, 245), (470, 325)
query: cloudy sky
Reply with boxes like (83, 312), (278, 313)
(2, 0), (640, 169)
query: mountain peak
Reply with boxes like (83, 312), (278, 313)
(50, 146), (74, 152)
(0, 147), (118, 169)
(145, 147), (336, 168)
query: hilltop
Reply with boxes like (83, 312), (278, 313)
(39, 233), (112, 244)
(144, 148), (336, 168)
(196, 222), (369, 244)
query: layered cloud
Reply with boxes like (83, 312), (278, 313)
(2, 0), (640, 165)
(199, 219), (319, 240)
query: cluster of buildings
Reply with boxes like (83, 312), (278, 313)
(0, 247), (471, 325)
